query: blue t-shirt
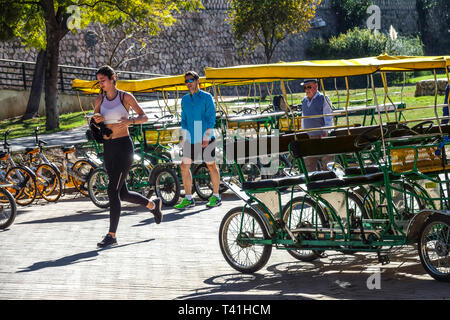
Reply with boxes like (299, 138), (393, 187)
(181, 90), (216, 143)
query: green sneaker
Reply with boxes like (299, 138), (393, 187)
(206, 195), (222, 208)
(174, 197), (195, 210)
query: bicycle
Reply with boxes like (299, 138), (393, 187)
(0, 185), (17, 229)
(21, 127), (62, 202)
(0, 130), (38, 206)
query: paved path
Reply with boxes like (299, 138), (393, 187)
(0, 190), (449, 300)
(2, 107), (449, 301)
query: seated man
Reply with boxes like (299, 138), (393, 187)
(300, 79), (334, 172)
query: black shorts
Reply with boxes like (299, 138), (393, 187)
(182, 137), (216, 163)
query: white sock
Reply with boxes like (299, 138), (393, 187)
(213, 194), (220, 200)
(186, 195), (193, 201)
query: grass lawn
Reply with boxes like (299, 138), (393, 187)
(0, 111), (87, 140)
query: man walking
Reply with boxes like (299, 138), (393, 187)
(174, 71), (221, 210)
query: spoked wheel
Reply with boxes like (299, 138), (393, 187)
(5, 166), (37, 206)
(193, 163), (213, 200)
(219, 206), (272, 273)
(35, 164), (62, 202)
(0, 187), (17, 229)
(152, 166), (180, 207)
(282, 196), (328, 261)
(418, 215), (450, 282)
(88, 167), (110, 209)
(127, 163), (153, 198)
(192, 163), (226, 201)
(70, 159), (96, 197)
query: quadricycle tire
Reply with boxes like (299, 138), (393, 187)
(418, 214), (450, 282)
(152, 165), (180, 207)
(88, 167), (110, 209)
(282, 196), (328, 262)
(219, 206), (272, 273)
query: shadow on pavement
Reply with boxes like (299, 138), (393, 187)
(176, 250), (448, 300)
(16, 239), (154, 273)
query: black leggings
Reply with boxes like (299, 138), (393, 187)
(103, 136), (149, 233)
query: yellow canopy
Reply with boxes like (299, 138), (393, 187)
(73, 55), (450, 94)
(204, 55), (450, 81)
(72, 75), (213, 94)
(374, 54), (450, 71)
(205, 59), (379, 81)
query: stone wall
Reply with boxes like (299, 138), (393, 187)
(0, 0), (438, 79)
(415, 79), (449, 97)
(0, 0), (337, 76)
(372, 0), (419, 34)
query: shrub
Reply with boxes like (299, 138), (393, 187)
(306, 28), (425, 88)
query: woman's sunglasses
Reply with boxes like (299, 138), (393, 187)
(185, 78), (196, 84)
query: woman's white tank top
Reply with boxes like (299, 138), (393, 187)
(100, 90), (129, 124)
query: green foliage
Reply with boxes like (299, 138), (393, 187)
(0, 2), (23, 41)
(228, 0), (320, 63)
(306, 27), (425, 88)
(331, 0), (372, 34)
(307, 28), (424, 60)
(416, 0), (450, 54)
(1, 0), (204, 50)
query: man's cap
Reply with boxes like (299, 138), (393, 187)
(301, 79), (318, 86)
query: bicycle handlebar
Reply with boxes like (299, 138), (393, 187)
(34, 127), (47, 147)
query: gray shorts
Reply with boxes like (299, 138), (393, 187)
(182, 137), (216, 163)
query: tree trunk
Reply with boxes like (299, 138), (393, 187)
(22, 50), (47, 121)
(45, 9), (61, 130)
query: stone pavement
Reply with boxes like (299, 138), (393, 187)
(0, 190), (449, 301)
(2, 109), (449, 301)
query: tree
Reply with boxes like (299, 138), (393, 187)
(0, 0), (203, 130)
(228, 0), (321, 63)
(331, 0), (372, 35)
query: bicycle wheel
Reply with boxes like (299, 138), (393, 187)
(0, 187), (17, 229)
(88, 167), (110, 209)
(70, 159), (96, 197)
(193, 163), (213, 200)
(5, 166), (37, 206)
(127, 163), (153, 198)
(152, 166), (180, 207)
(35, 163), (62, 202)
(219, 206), (272, 273)
(418, 215), (450, 282)
(282, 196), (328, 262)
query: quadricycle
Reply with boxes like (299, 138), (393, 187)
(205, 55), (450, 282)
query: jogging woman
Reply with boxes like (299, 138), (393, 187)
(93, 65), (162, 248)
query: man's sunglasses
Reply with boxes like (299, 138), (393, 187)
(185, 78), (196, 84)
(304, 85), (313, 89)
